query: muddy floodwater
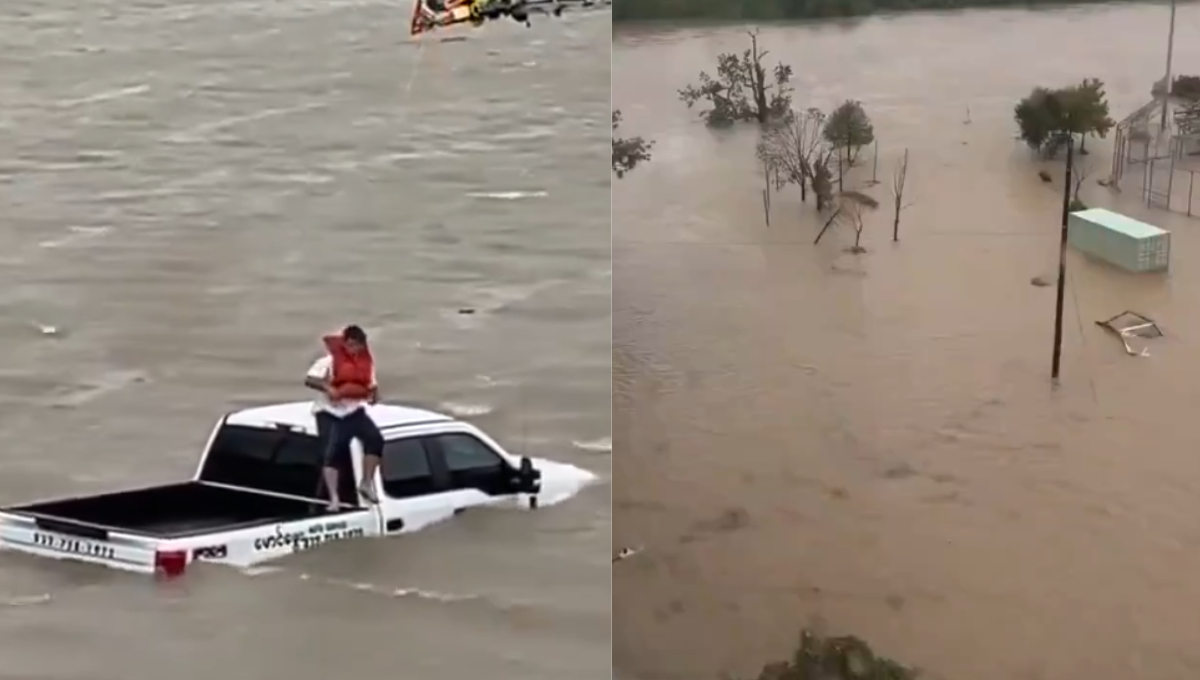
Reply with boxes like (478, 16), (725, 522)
(614, 7), (1200, 680)
(0, 1), (610, 678)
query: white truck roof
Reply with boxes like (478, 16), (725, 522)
(224, 401), (453, 435)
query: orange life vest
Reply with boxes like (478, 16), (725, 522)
(323, 334), (375, 399)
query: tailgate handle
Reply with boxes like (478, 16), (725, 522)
(34, 517), (110, 541)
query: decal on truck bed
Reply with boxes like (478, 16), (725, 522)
(32, 532), (116, 560)
(252, 521), (365, 553)
(193, 544), (228, 560)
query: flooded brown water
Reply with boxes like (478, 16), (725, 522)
(614, 7), (1200, 680)
(0, 1), (609, 677)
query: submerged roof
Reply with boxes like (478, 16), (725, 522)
(226, 401), (453, 433)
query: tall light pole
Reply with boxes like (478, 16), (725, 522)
(1159, 0), (1177, 130)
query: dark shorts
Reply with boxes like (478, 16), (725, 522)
(318, 408), (383, 467)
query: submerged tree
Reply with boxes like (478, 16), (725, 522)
(891, 148), (910, 242)
(811, 150), (836, 211)
(746, 629), (916, 680)
(679, 30), (793, 128)
(1172, 74), (1200, 101)
(1013, 78), (1114, 157)
(813, 189), (879, 252)
(823, 100), (875, 190)
(756, 108), (828, 204)
(612, 109), (653, 178)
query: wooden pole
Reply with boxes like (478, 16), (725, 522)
(1189, 172), (1195, 217)
(871, 140), (879, 184)
(1051, 137), (1074, 382)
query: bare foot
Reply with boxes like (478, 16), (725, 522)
(327, 498), (341, 512)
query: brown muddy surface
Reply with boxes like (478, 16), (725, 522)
(0, 2), (610, 678)
(614, 7), (1200, 680)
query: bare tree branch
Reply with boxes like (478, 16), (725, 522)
(891, 148), (909, 242)
(756, 108), (828, 205)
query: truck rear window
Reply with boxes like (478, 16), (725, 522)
(198, 424), (326, 499)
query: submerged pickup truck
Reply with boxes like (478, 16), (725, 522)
(0, 402), (596, 576)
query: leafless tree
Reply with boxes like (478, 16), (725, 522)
(813, 190), (879, 252)
(756, 108), (827, 204)
(891, 148), (910, 242)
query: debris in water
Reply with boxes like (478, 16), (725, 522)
(1030, 275), (1053, 287)
(2, 593), (51, 607)
(457, 308), (476, 315)
(613, 546), (642, 563)
(32, 322), (59, 336)
(1096, 311), (1162, 357)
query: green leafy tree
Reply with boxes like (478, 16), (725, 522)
(823, 100), (875, 188)
(679, 31), (793, 128)
(1172, 75), (1200, 101)
(745, 628), (916, 680)
(1013, 78), (1114, 157)
(612, 110), (653, 178)
(811, 150), (835, 211)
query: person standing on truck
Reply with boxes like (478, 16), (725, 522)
(303, 325), (384, 510)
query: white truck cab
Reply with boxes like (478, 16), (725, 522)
(0, 401), (596, 576)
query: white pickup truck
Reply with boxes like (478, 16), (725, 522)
(0, 401), (596, 576)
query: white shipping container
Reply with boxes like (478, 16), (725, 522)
(1067, 208), (1170, 273)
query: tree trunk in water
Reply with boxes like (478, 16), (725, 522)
(893, 207), (900, 242)
(838, 149), (845, 193)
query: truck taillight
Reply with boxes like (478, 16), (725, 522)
(155, 550), (187, 578)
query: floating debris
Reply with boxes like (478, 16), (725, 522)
(613, 546), (641, 563)
(1096, 311), (1162, 357)
(2, 593), (51, 607)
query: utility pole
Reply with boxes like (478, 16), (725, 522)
(1051, 135), (1074, 382)
(1159, 0), (1177, 130)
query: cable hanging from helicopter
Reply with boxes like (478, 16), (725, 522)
(409, 0), (611, 36)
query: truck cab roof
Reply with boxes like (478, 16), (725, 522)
(224, 401), (453, 435)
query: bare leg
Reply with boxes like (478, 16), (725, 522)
(323, 466), (341, 511)
(358, 454), (381, 503)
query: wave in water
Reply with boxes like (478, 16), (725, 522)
(572, 437), (611, 453)
(465, 191), (548, 200)
(438, 401), (493, 417)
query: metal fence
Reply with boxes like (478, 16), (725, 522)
(1110, 99), (1200, 218)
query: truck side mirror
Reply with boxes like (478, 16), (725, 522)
(515, 456), (542, 507)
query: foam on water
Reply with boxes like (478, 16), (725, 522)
(530, 457), (599, 507)
(438, 401), (493, 417)
(465, 191), (548, 200)
(571, 437), (611, 453)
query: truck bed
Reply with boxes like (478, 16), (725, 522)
(5, 481), (353, 539)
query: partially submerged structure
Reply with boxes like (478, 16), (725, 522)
(1068, 208), (1170, 273)
(1109, 97), (1200, 218)
(1096, 311), (1163, 357)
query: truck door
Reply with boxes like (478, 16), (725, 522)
(377, 436), (443, 534)
(423, 433), (511, 497)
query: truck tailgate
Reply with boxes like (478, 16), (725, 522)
(0, 513), (158, 574)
